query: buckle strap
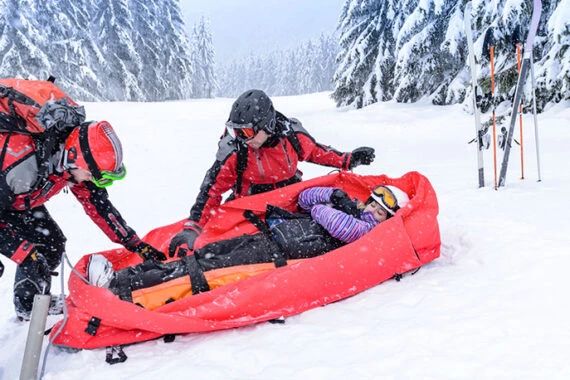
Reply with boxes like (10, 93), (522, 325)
(182, 255), (210, 294)
(249, 173), (301, 195)
(85, 316), (101, 336)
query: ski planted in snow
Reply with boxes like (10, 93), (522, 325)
(498, 0), (542, 187)
(464, 2), (485, 188)
(483, 27), (498, 190)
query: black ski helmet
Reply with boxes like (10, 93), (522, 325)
(228, 89), (276, 134)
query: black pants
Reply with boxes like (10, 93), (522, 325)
(113, 218), (343, 295)
(0, 205), (66, 314)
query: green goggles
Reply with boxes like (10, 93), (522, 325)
(92, 165), (127, 188)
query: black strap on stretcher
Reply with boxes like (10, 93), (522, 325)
(243, 210), (287, 268)
(182, 255), (210, 294)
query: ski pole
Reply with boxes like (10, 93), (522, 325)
(498, 0), (542, 187)
(490, 45), (498, 190)
(530, 53), (542, 181)
(516, 42), (525, 180)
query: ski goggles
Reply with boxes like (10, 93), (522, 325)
(63, 149), (127, 188)
(226, 121), (257, 140)
(369, 186), (399, 214)
(91, 165), (127, 188)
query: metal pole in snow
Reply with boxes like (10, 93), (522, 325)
(530, 54), (542, 182)
(20, 295), (51, 380)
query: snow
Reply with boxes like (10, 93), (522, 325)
(1, 92), (570, 379)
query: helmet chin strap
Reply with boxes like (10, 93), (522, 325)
(78, 123), (102, 180)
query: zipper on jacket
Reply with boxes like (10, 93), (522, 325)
(281, 140), (294, 174)
(253, 150), (266, 182)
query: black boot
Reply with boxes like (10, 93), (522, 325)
(14, 252), (51, 321)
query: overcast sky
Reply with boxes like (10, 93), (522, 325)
(179, 0), (346, 62)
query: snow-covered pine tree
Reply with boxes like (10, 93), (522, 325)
(297, 40), (316, 94)
(190, 17), (217, 98)
(317, 33), (339, 93)
(534, 0), (570, 110)
(159, 0), (193, 100)
(92, 0), (143, 101)
(36, 0), (103, 101)
(393, 0), (464, 103)
(332, 0), (392, 108)
(130, 0), (168, 101)
(0, 0), (51, 79)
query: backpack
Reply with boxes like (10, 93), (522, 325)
(0, 77), (85, 137)
(0, 77), (86, 182)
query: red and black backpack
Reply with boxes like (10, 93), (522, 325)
(0, 77), (86, 185)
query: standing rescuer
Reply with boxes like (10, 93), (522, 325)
(169, 89), (376, 258)
(0, 120), (165, 320)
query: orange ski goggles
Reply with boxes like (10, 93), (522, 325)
(226, 121), (256, 140)
(370, 186), (399, 214)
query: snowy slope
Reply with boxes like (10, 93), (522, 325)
(1, 92), (569, 379)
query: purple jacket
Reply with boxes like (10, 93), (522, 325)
(298, 187), (378, 243)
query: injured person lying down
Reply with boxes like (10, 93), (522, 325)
(87, 185), (410, 308)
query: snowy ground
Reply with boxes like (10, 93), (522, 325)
(1, 92), (569, 379)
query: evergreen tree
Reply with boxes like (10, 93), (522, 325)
(332, 0), (389, 108)
(393, 0), (464, 104)
(37, 0), (103, 100)
(190, 17), (217, 98)
(159, 0), (193, 100)
(92, 0), (143, 100)
(535, 0), (570, 109)
(0, 0), (50, 79)
(130, 0), (167, 101)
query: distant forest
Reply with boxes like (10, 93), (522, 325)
(1, 0), (568, 112)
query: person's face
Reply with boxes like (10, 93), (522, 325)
(245, 130), (270, 149)
(68, 168), (93, 183)
(363, 201), (389, 222)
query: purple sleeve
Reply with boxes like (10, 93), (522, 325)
(298, 187), (335, 211)
(310, 204), (376, 243)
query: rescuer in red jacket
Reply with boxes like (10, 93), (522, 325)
(169, 89), (375, 257)
(0, 121), (165, 320)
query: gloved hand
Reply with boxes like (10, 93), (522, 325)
(349, 147), (375, 169)
(131, 242), (167, 261)
(168, 228), (200, 258)
(330, 189), (360, 218)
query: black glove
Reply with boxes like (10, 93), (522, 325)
(132, 242), (167, 261)
(168, 228), (200, 258)
(349, 147), (375, 169)
(330, 189), (360, 218)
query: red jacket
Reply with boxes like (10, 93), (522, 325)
(0, 133), (139, 264)
(189, 114), (353, 227)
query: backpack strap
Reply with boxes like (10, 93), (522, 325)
(235, 142), (248, 195)
(0, 130), (11, 170)
(286, 130), (303, 157)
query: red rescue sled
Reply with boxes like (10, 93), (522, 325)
(51, 171), (440, 349)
